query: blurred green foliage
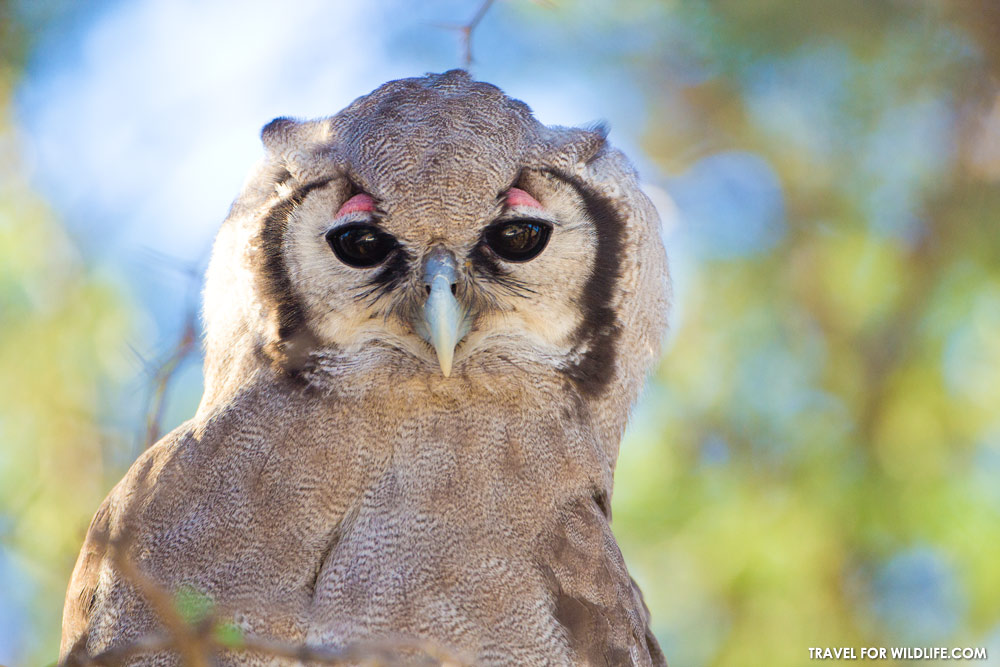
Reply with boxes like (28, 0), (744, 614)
(604, 1), (1000, 665)
(1, 1), (999, 665)
(0, 75), (134, 661)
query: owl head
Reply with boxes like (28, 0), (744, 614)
(200, 70), (668, 446)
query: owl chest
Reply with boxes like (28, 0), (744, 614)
(178, 385), (612, 658)
(303, 466), (573, 659)
(292, 405), (595, 657)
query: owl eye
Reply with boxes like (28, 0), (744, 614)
(483, 219), (552, 262)
(326, 224), (398, 268)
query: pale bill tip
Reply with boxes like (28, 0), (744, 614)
(425, 273), (461, 378)
(438, 349), (454, 377)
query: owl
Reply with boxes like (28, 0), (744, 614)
(60, 70), (670, 666)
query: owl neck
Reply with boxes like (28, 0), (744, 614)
(197, 347), (629, 499)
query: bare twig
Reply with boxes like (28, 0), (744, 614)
(137, 250), (204, 450)
(107, 535), (213, 666)
(143, 312), (198, 448)
(85, 634), (174, 666)
(63, 528), (471, 666)
(437, 0), (498, 68)
(236, 634), (470, 665)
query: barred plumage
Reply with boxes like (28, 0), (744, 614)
(62, 70), (670, 666)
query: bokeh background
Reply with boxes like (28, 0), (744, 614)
(2, 0), (1000, 664)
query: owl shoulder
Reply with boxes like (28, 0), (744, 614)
(59, 420), (196, 657)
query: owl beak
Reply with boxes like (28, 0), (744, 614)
(420, 249), (468, 377)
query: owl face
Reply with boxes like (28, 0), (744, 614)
(202, 70), (667, 408)
(279, 164), (598, 379)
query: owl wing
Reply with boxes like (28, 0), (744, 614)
(59, 379), (358, 661)
(538, 496), (667, 666)
(60, 485), (113, 658)
(59, 421), (196, 660)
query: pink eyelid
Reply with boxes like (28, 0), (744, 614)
(335, 193), (376, 217)
(505, 187), (543, 210)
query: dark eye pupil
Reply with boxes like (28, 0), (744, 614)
(501, 224), (537, 250)
(485, 220), (552, 262)
(326, 225), (396, 267)
(350, 230), (379, 255)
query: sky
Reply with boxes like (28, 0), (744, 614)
(15, 0), (695, 357)
(14, 0), (780, 354)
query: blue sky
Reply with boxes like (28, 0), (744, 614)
(14, 0), (694, 347)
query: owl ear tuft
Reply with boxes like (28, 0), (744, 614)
(585, 121), (610, 142)
(529, 124), (609, 171)
(260, 117), (334, 157)
(261, 117), (297, 148)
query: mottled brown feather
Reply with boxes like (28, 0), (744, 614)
(61, 70), (670, 666)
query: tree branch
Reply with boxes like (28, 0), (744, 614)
(437, 0), (497, 68)
(143, 312), (198, 448)
(62, 529), (471, 666)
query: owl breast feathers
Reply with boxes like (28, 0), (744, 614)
(61, 70), (670, 666)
